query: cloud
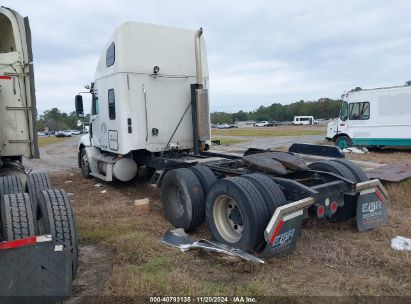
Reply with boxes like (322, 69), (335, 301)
(2, 0), (411, 114)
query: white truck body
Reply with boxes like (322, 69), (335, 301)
(0, 7), (38, 162)
(293, 116), (317, 125)
(327, 85), (411, 147)
(87, 22), (209, 156)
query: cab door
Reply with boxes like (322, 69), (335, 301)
(90, 90), (103, 148)
(337, 101), (349, 134)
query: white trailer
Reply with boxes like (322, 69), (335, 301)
(326, 85), (411, 149)
(75, 22), (389, 260)
(0, 7), (77, 296)
(293, 116), (318, 125)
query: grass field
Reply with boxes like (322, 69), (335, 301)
(52, 149), (411, 298)
(38, 136), (71, 147)
(217, 138), (247, 145)
(212, 127), (325, 137)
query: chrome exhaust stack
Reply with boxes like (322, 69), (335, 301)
(191, 27), (210, 155)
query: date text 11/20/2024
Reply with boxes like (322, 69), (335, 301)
(150, 296), (257, 303)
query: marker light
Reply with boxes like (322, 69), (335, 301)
(317, 205), (325, 218)
(330, 201), (338, 213)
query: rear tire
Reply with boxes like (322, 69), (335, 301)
(308, 160), (357, 221)
(243, 173), (287, 215)
(0, 193), (36, 241)
(330, 159), (368, 182)
(37, 189), (79, 278)
(27, 172), (52, 215)
(0, 175), (24, 198)
(308, 160), (356, 181)
(189, 165), (217, 196)
(160, 168), (205, 231)
(206, 177), (269, 251)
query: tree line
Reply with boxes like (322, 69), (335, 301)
(37, 97), (341, 130)
(211, 98), (342, 124)
(36, 108), (90, 131)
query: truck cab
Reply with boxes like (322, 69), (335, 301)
(75, 22), (210, 182)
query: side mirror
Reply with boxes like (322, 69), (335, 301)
(75, 95), (84, 117)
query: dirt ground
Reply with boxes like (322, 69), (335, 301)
(29, 129), (411, 300)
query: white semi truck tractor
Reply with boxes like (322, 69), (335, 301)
(0, 7), (77, 296)
(75, 22), (389, 259)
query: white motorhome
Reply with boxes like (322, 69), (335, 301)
(326, 85), (411, 149)
(293, 116), (318, 125)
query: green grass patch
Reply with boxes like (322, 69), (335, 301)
(110, 257), (228, 296)
(212, 128), (325, 137)
(38, 136), (71, 147)
(77, 218), (138, 244)
(217, 138), (247, 145)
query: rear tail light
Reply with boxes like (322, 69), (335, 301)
(317, 205), (325, 218)
(330, 201), (338, 213)
(375, 190), (385, 203)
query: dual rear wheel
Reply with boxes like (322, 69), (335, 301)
(308, 159), (369, 221)
(160, 166), (287, 252)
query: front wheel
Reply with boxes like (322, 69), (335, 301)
(335, 135), (353, 150)
(80, 149), (92, 179)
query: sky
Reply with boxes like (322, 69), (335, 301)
(2, 0), (411, 115)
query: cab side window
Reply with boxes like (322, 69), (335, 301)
(349, 102), (370, 120)
(92, 93), (99, 115)
(108, 89), (116, 120)
(106, 42), (115, 67)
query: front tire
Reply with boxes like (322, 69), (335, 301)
(80, 149), (92, 179)
(335, 135), (353, 150)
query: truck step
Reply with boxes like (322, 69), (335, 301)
(90, 172), (111, 182)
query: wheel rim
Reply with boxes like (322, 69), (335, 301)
(338, 138), (348, 149)
(213, 195), (243, 243)
(168, 183), (185, 218)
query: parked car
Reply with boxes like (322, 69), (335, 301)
(255, 121), (270, 127)
(55, 131), (72, 138)
(70, 130), (81, 135)
(217, 124), (238, 129)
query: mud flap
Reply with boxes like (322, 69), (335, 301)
(0, 236), (72, 297)
(260, 197), (314, 258)
(259, 211), (304, 258)
(356, 188), (388, 231)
